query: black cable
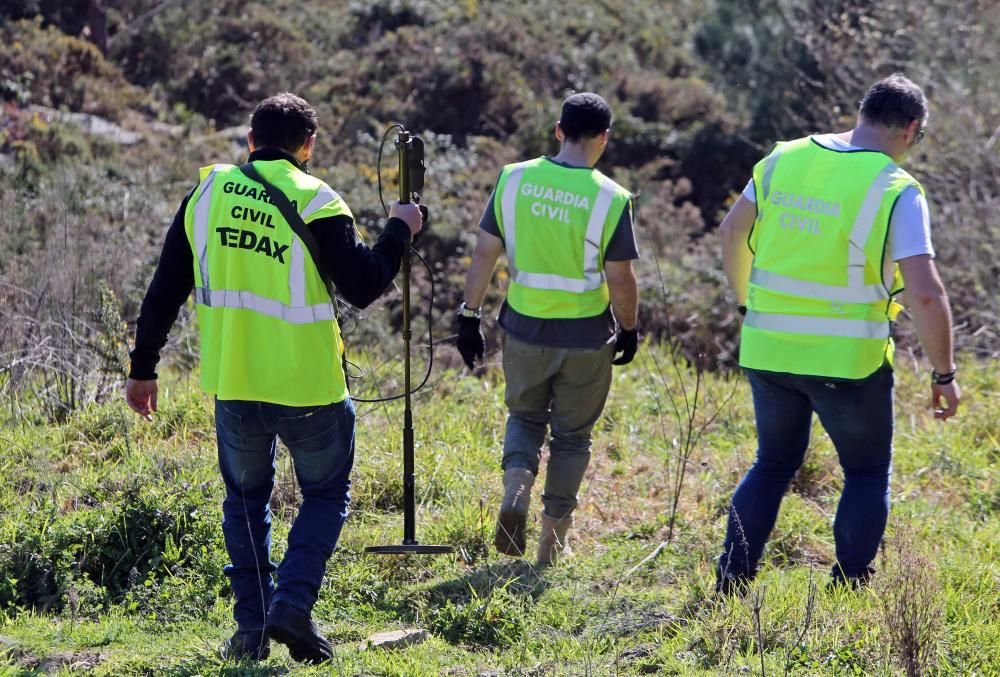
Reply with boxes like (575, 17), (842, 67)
(336, 297), (361, 338)
(377, 123), (404, 218)
(410, 246), (435, 393)
(350, 124), (435, 404)
(350, 245), (435, 403)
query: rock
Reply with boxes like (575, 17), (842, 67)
(193, 124), (250, 158)
(361, 628), (430, 650)
(121, 110), (183, 138)
(213, 125), (252, 142)
(28, 106), (142, 145)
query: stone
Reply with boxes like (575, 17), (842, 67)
(29, 106), (141, 145)
(362, 628), (430, 651)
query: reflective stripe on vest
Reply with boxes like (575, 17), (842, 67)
(744, 310), (890, 340)
(301, 187), (339, 220)
(749, 268), (888, 303)
(846, 163), (898, 290)
(500, 164), (617, 293)
(192, 166), (220, 294)
(750, 162), (899, 304)
(193, 287), (334, 323)
(191, 167), (335, 322)
(758, 146), (782, 205)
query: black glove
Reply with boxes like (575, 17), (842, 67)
(456, 315), (485, 369)
(612, 327), (638, 366)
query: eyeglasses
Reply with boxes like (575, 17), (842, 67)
(913, 126), (926, 145)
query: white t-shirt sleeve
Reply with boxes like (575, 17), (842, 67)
(742, 178), (756, 203)
(888, 185), (934, 260)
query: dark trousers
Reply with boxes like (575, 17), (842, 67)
(215, 397), (356, 630)
(718, 367), (894, 581)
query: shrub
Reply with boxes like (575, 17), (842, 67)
(0, 525), (68, 613)
(0, 484), (222, 615)
(429, 583), (528, 647)
(0, 18), (143, 119)
(109, 2), (318, 127)
(877, 527), (944, 676)
(3, 0), (997, 394)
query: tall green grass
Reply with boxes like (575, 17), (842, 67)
(1, 352), (997, 675)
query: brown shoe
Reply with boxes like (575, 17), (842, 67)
(494, 467), (535, 556)
(536, 510), (573, 566)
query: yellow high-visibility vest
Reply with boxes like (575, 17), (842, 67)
(494, 157), (631, 319)
(740, 136), (923, 379)
(183, 160), (351, 405)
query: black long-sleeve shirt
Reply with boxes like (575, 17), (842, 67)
(128, 148), (411, 380)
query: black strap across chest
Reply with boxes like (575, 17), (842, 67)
(238, 162), (334, 299)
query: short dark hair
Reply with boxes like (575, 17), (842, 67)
(559, 92), (613, 142)
(859, 74), (928, 129)
(250, 92), (318, 152)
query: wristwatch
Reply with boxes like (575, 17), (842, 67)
(457, 302), (482, 319)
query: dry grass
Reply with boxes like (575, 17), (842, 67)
(877, 525), (944, 676)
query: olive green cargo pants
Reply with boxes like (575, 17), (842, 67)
(501, 332), (614, 519)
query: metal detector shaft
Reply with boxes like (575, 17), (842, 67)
(398, 132), (417, 545)
(366, 130), (453, 555)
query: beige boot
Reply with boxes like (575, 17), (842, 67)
(494, 468), (535, 556)
(536, 510), (574, 566)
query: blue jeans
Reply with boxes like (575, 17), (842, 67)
(215, 397), (356, 629)
(718, 367), (893, 582)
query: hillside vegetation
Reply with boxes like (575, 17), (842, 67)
(1, 0), (998, 419)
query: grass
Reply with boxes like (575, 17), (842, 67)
(0, 349), (997, 675)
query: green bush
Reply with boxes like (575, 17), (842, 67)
(0, 523), (67, 613)
(0, 18), (143, 119)
(429, 583), (528, 647)
(109, 2), (318, 126)
(0, 484), (222, 615)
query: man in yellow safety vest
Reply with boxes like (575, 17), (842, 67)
(457, 92), (640, 566)
(717, 74), (960, 592)
(125, 93), (422, 662)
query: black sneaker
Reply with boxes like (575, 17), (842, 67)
(265, 601), (332, 664)
(829, 564), (875, 590)
(715, 569), (754, 597)
(221, 628), (269, 662)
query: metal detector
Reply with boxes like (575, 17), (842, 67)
(365, 130), (454, 556)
